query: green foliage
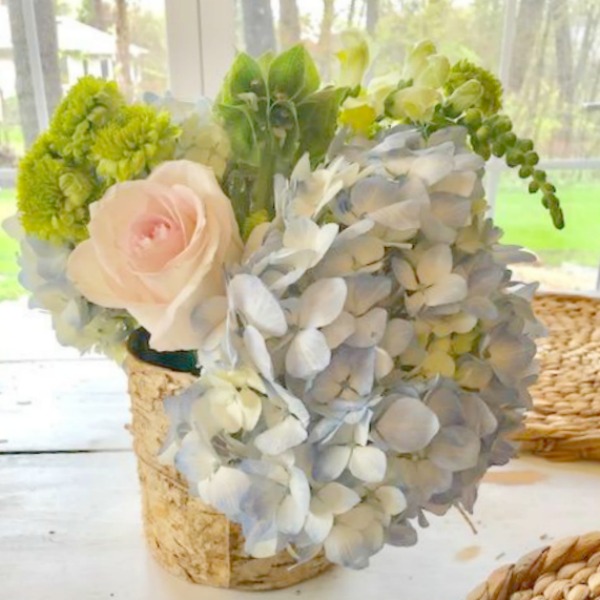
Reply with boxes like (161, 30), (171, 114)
(16, 77), (180, 245)
(444, 59), (503, 116)
(216, 45), (348, 223)
(93, 105), (180, 183)
(48, 76), (124, 162)
(376, 40), (563, 229)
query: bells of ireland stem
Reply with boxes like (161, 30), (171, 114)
(336, 30), (370, 88)
(387, 86), (441, 122)
(447, 79), (484, 114)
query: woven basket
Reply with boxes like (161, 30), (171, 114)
(514, 293), (600, 462)
(126, 354), (331, 590)
(468, 532), (600, 599)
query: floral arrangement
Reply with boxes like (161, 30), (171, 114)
(6, 37), (562, 569)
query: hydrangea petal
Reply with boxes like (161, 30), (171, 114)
(286, 328), (332, 379)
(376, 396), (440, 453)
(317, 482), (361, 515)
(298, 278), (347, 329)
(313, 445), (352, 481)
(417, 244), (452, 286)
(375, 486), (407, 516)
(424, 274), (468, 307)
(428, 425), (481, 472)
(348, 446), (386, 482)
(254, 416), (307, 455)
(229, 274), (287, 336)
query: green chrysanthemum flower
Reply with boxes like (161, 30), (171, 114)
(49, 76), (124, 161)
(17, 145), (99, 244)
(445, 60), (503, 116)
(93, 105), (180, 182)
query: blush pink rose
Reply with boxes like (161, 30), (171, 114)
(67, 160), (242, 351)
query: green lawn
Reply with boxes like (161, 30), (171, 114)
(0, 177), (599, 302)
(0, 189), (23, 301)
(496, 177), (600, 267)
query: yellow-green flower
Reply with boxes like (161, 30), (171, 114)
(336, 30), (370, 88)
(388, 86), (441, 122)
(339, 97), (377, 136)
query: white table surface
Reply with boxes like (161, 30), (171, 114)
(2, 320), (600, 599)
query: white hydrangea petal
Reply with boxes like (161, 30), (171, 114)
(266, 381), (310, 426)
(239, 387), (263, 431)
(317, 482), (361, 515)
(229, 274), (288, 336)
(432, 172), (477, 197)
(428, 425), (481, 472)
(375, 347), (394, 379)
(283, 217), (321, 250)
(488, 331), (536, 384)
(286, 329), (332, 379)
(198, 467), (251, 518)
(368, 200), (421, 232)
(462, 395), (498, 437)
(254, 416), (307, 455)
(381, 319), (414, 357)
(298, 278), (347, 329)
(346, 308), (388, 348)
(191, 296), (228, 350)
(313, 445), (352, 481)
(304, 508), (334, 544)
(277, 494), (307, 535)
(174, 430), (219, 484)
(405, 291), (425, 316)
(322, 311), (355, 349)
(324, 524), (368, 568)
(345, 275), (392, 316)
(392, 258), (419, 290)
(375, 486), (407, 516)
(376, 396), (440, 453)
(243, 325), (274, 380)
(424, 274), (468, 307)
(410, 154), (454, 186)
(417, 244), (453, 286)
(246, 530), (279, 559)
(348, 446), (386, 483)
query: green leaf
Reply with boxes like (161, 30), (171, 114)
(221, 52), (266, 103)
(216, 104), (260, 166)
(269, 100), (300, 160)
(296, 86), (348, 164)
(268, 45), (320, 101)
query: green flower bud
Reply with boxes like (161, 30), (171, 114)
(447, 79), (483, 113)
(492, 141), (506, 157)
(542, 182), (556, 194)
(519, 165), (533, 178)
(499, 132), (517, 147)
(517, 138), (534, 152)
(475, 125), (491, 142)
(492, 115), (512, 134)
(524, 151), (539, 166)
(464, 108), (482, 128)
(533, 169), (546, 182)
(528, 181), (540, 193)
(506, 149), (524, 167)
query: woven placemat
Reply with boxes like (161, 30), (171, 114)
(468, 532), (600, 599)
(514, 292), (600, 462)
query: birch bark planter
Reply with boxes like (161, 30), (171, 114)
(126, 354), (331, 590)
